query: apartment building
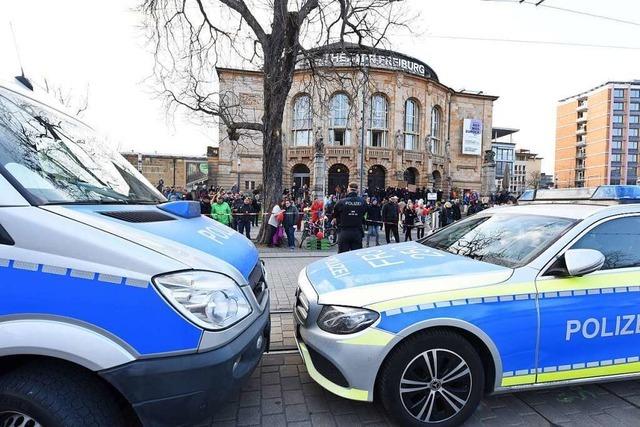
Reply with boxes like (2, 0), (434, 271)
(555, 81), (640, 188)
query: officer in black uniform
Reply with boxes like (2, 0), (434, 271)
(332, 182), (366, 253)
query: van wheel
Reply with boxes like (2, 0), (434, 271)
(0, 360), (132, 427)
(378, 330), (484, 427)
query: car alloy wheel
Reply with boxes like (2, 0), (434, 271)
(399, 348), (472, 423)
(0, 411), (42, 427)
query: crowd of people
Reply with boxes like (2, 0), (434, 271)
(160, 179), (517, 250)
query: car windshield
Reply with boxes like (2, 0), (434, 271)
(420, 213), (576, 268)
(0, 87), (164, 205)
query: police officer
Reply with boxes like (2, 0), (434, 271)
(332, 182), (366, 253)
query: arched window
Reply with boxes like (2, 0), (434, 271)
(404, 99), (419, 151)
(369, 94), (388, 147)
(292, 94), (312, 146)
(430, 106), (442, 155)
(329, 93), (350, 146)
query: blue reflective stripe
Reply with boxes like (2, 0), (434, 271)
(377, 296), (537, 376)
(0, 260), (202, 355)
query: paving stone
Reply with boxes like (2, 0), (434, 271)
(283, 389), (306, 405)
(240, 390), (261, 408)
(262, 384), (283, 399)
(286, 403), (311, 422)
(237, 406), (261, 426)
(262, 397), (285, 415)
(260, 413), (288, 427)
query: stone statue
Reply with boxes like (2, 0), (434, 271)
(444, 140), (451, 159)
(314, 129), (324, 155)
(425, 136), (432, 156)
(395, 130), (403, 153)
(484, 149), (495, 164)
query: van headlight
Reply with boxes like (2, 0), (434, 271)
(153, 271), (252, 330)
(317, 305), (379, 335)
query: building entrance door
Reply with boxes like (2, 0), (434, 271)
(328, 164), (349, 196)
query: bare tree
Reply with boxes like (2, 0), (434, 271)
(140, 0), (411, 242)
(526, 170), (541, 190)
(42, 79), (89, 117)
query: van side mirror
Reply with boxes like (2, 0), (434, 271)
(564, 249), (605, 277)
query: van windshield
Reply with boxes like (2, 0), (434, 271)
(420, 213), (576, 268)
(0, 87), (164, 205)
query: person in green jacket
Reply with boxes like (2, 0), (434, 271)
(211, 196), (232, 226)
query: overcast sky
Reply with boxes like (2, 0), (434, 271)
(2, 0), (639, 172)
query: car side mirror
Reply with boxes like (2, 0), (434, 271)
(564, 249), (605, 277)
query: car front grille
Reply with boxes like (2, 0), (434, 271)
(295, 288), (309, 322)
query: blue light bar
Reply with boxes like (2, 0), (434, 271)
(518, 185), (640, 204)
(592, 185), (640, 201)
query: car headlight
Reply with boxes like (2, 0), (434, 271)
(153, 271), (252, 330)
(317, 305), (379, 335)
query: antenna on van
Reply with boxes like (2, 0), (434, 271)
(10, 22), (33, 91)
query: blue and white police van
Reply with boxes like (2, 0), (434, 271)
(0, 77), (269, 426)
(295, 186), (640, 426)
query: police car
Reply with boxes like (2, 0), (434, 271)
(0, 77), (269, 426)
(295, 186), (640, 426)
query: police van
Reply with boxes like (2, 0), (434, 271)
(0, 77), (269, 426)
(295, 186), (640, 426)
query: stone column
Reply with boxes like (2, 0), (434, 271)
(313, 153), (326, 200)
(481, 150), (497, 197)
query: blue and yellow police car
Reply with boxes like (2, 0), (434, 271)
(0, 77), (269, 426)
(295, 186), (640, 426)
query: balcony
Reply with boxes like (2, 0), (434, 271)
(404, 151), (424, 162)
(576, 103), (588, 112)
(576, 151), (586, 159)
(365, 147), (393, 162)
(287, 146), (314, 159)
(577, 114), (588, 123)
(576, 127), (587, 136)
(326, 146), (355, 159)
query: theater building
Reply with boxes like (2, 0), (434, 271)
(213, 44), (498, 196)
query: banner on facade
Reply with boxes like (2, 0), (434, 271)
(462, 119), (483, 156)
(427, 193), (437, 201)
(186, 161), (209, 186)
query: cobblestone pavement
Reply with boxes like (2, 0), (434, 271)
(249, 251), (640, 427)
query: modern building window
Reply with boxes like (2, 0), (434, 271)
(614, 89), (625, 98)
(404, 99), (420, 150)
(369, 94), (388, 147)
(629, 154), (638, 163)
(631, 103), (640, 111)
(329, 93), (350, 146)
(630, 141), (639, 150)
(613, 128), (623, 137)
(632, 89), (640, 98)
(613, 115), (624, 124)
(631, 115), (640, 124)
(292, 94), (313, 146)
(430, 106), (443, 155)
(613, 102), (625, 110)
(611, 154), (622, 163)
(612, 140), (622, 150)
(630, 128), (639, 137)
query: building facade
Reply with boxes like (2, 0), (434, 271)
(213, 44), (498, 197)
(491, 128), (517, 191)
(121, 152), (209, 190)
(555, 81), (640, 188)
(513, 149), (542, 194)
